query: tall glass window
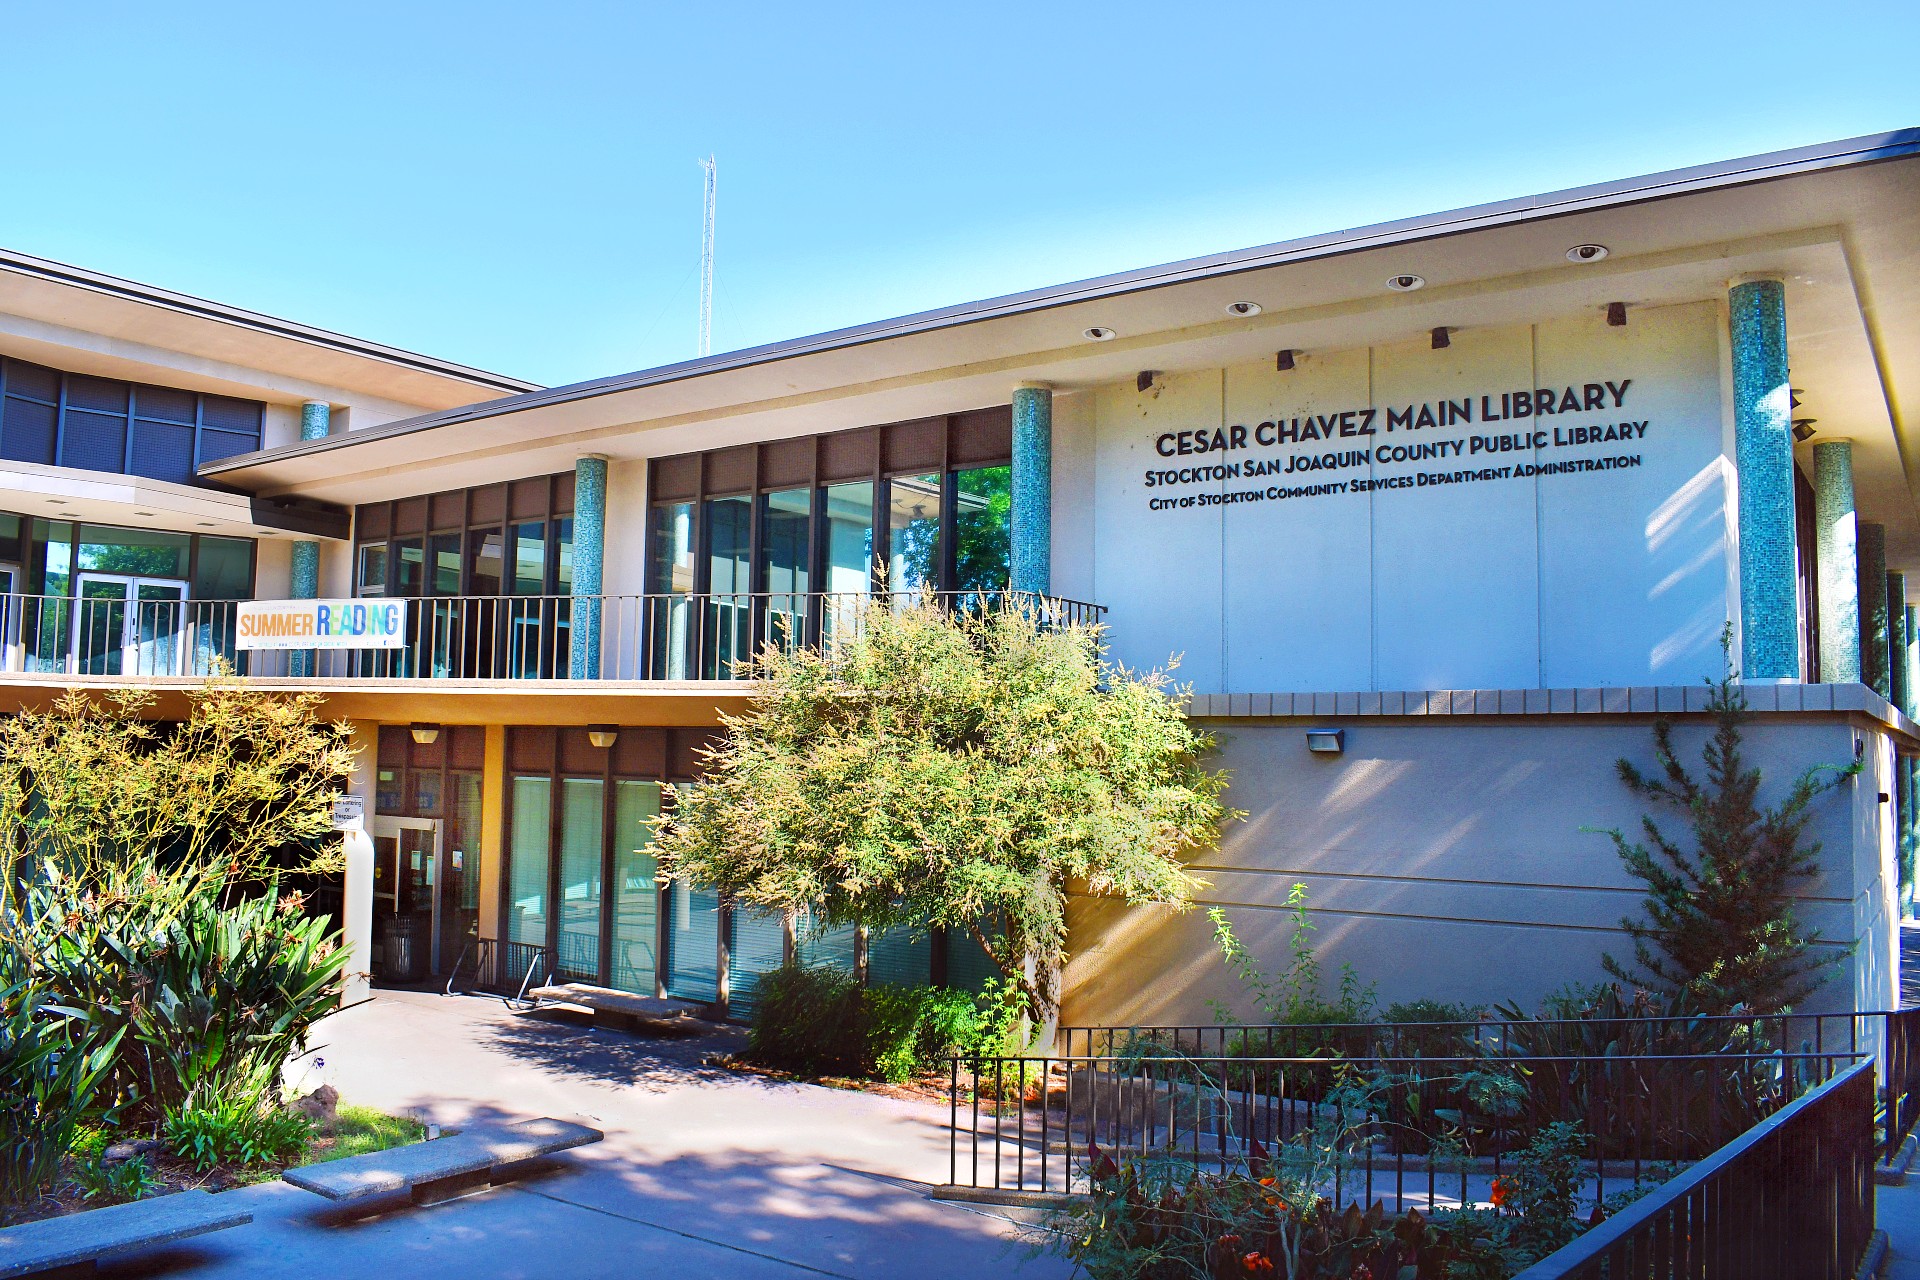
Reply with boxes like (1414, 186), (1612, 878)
(557, 778), (604, 982)
(821, 481), (873, 646)
(610, 781), (661, 995)
(357, 544), (389, 596)
(703, 495), (752, 678)
(647, 502), (695, 679)
(759, 489), (810, 652)
(888, 474), (943, 595)
(952, 465), (1012, 594)
(508, 778), (551, 951)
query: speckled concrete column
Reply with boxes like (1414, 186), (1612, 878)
(569, 455), (607, 679)
(1812, 441), (1859, 684)
(1860, 522), (1889, 696)
(1729, 279), (1797, 680)
(1010, 384), (1052, 596)
(1891, 574), (1908, 712)
(288, 402), (330, 677)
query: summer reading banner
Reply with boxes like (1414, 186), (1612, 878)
(236, 599), (409, 650)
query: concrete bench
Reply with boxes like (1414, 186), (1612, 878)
(523, 983), (705, 1033)
(0, 1189), (251, 1278)
(282, 1117), (602, 1206)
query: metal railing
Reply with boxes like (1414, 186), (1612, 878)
(1511, 1057), (1876, 1280)
(1062, 1007), (1920, 1163)
(0, 589), (1104, 683)
(947, 1048), (1860, 1206)
(446, 938), (551, 1010)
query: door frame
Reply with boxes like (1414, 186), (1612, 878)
(369, 814), (446, 973)
(70, 571), (190, 676)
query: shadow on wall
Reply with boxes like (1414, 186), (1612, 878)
(1061, 716), (1868, 1026)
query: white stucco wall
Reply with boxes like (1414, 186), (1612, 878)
(1072, 302), (1732, 692)
(1062, 711), (1896, 1026)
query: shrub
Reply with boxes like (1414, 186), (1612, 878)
(1206, 887), (1377, 1057)
(748, 964), (867, 1076)
(163, 1087), (311, 1174)
(66, 1142), (160, 1206)
(19, 882), (348, 1119)
(748, 963), (1028, 1082)
(0, 979), (120, 1215)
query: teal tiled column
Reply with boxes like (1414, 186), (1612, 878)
(289, 402), (330, 677)
(569, 455), (607, 680)
(1729, 279), (1797, 680)
(1860, 522), (1889, 696)
(1891, 574), (1909, 712)
(1908, 603), (1918, 719)
(1010, 384), (1052, 596)
(1812, 441), (1860, 683)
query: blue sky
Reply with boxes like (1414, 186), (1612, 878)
(2, 2), (1915, 389)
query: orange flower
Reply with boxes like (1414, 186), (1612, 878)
(1490, 1177), (1512, 1208)
(1242, 1251), (1274, 1275)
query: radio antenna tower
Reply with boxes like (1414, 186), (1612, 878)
(698, 155), (716, 357)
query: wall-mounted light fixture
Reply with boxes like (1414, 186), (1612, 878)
(1430, 327), (1451, 350)
(1305, 728), (1345, 755)
(1275, 349), (1297, 372)
(1083, 326), (1117, 341)
(1792, 419), (1818, 442)
(1567, 244), (1609, 263)
(409, 723), (441, 746)
(1606, 302), (1628, 327)
(587, 724), (619, 749)
(1386, 274), (1425, 293)
(1137, 370), (1160, 394)
(1226, 301), (1262, 317)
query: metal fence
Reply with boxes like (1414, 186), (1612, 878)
(0, 589), (1104, 682)
(946, 1049), (1861, 1210)
(1062, 1006), (1920, 1163)
(1510, 1057), (1876, 1280)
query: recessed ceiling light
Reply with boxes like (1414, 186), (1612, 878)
(46, 499), (67, 506)
(134, 511), (154, 517)
(1567, 244), (1609, 263)
(1225, 301), (1262, 317)
(1083, 326), (1117, 341)
(1385, 274), (1425, 292)
(197, 522), (217, 528)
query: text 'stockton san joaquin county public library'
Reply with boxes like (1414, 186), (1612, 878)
(4, 130), (1920, 1023)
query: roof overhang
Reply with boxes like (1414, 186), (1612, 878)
(201, 129), (1920, 556)
(0, 675), (750, 726)
(0, 459), (348, 541)
(0, 248), (540, 411)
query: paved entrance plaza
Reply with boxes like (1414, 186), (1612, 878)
(93, 990), (1066, 1279)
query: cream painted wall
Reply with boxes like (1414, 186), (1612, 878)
(1072, 302), (1732, 692)
(1061, 713), (1891, 1026)
(253, 537), (292, 598)
(603, 458), (650, 598)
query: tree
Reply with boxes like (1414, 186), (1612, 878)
(1599, 633), (1856, 1013)
(652, 596), (1233, 1024)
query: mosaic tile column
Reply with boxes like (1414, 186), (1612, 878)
(1729, 279), (1797, 680)
(1010, 384), (1052, 596)
(1891, 573), (1909, 712)
(1812, 441), (1860, 684)
(288, 402), (330, 677)
(1860, 521), (1889, 697)
(569, 455), (607, 680)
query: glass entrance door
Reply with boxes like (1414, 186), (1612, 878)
(369, 815), (446, 979)
(72, 573), (188, 675)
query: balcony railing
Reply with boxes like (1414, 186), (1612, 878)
(0, 590), (1105, 683)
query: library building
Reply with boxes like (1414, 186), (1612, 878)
(2, 130), (1918, 1024)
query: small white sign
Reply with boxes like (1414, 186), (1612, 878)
(330, 796), (365, 829)
(237, 599), (408, 650)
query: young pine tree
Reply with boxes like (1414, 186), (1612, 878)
(1601, 631), (1858, 1014)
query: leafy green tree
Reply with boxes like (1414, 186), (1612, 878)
(652, 597), (1233, 1024)
(1599, 635), (1856, 1014)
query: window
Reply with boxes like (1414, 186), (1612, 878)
(0, 356), (263, 484)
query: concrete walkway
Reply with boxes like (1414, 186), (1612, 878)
(95, 990), (1070, 1278)
(1884, 1174), (1920, 1279)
